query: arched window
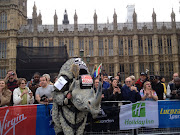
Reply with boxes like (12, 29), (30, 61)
(0, 12), (7, 30)
(0, 40), (7, 59)
(69, 39), (74, 57)
(108, 38), (113, 56)
(98, 39), (104, 56)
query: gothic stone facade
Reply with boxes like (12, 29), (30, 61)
(0, 0), (180, 81)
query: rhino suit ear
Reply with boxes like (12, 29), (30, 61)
(71, 64), (79, 79)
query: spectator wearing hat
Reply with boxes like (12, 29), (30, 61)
(135, 72), (148, 91)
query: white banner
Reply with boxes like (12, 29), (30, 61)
(119, 101), (159, 130)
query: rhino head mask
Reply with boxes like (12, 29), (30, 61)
(54, 58), (102, 117)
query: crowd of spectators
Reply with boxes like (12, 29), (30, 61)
(0, 69), (180, 107)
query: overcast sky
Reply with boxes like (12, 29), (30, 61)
(27, 0), (180, 24)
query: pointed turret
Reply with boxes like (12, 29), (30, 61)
(171, 8), (175, 22)
(32, 2), (37, 19)
(74, 10), (78, 31)
(33, 2), (37, 13)
(133, 9), (137, 23)
(133, 9), (137, 30)
(54, 10), (58, 33)
(54, 10), (58, 25)
(62, 9), (69, 25)
(32, 2), (37, 31)
(152, 8), (156, 23)
(171, 8), (176, 31)
(94, 10), (97, 31)
(38, 10), (42, 25)
(113, 9), (117, 31)
(152, 8), (157, 31)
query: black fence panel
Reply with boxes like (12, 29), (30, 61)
(16, 46), (69, 81)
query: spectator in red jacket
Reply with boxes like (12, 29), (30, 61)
(135, 72), (148, 91)
(4, 70), (18, 105)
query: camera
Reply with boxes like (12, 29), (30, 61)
(11, 72), (15, 75)
(149, 75), (155, 81)
(40, 95), (48, 101)
(177, 88), (180, 96)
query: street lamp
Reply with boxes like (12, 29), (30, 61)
(79, 49), (84, 60)
(86, 55), (90, 64)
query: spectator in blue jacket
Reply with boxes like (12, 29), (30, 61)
(102, 75), (110, 90)
(121, 77), (141, 103)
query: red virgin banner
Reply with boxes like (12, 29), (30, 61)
(0, 105), (37, 135)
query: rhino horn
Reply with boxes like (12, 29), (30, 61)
(89, 81), (102, 107)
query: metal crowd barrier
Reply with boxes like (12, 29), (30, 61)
(1, 101), (180, 135)
(84, 101), (134, 135)
(137, 127), (180, 135)
(84, 101), (180, 135)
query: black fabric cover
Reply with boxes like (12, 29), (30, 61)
(16, 46), (68, 81)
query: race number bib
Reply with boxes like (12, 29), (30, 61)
(81, 75), (93, 87)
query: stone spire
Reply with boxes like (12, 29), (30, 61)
(33, 2), (37, 14)
(54, 10), (58, 33)
(113, 9), (117, 31)
(152, 8), (157, 30)
(32, 2), (37, 20)
(62, 9), (69, 25)
(32, 2), (37, 31)
(152, 8), (156, 23)
(93, 10), (97, 31)
(171, 8), (176, 30)
(38, 10), (42, 25)
(171, 8), (175, 22)
(74, 10), (78, 31)
(54, 10), (58, 25)
(133, 9), (137, 30)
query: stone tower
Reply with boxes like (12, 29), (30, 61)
(62, 9), (69, 25)
(0, 0), (28, 72)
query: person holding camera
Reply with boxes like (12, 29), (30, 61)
(166, 73), (179, 99)
(13, 78), (34, 105)
(4, 70), (18, 105)
(169, 77), (180, 99)
(103, 78), (122, 106)
(36, 76), (54, 104)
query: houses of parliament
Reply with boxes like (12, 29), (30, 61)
(0, 0), (180, 81)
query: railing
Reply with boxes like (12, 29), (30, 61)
(0, 100), (180, 135)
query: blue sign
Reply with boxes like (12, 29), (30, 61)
(158, 101), (180, 128)
(36, 104), (55, 135)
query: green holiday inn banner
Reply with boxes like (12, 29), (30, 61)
(119, 101), (159, 130)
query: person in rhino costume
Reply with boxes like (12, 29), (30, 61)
(52, 58), (102, 135)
